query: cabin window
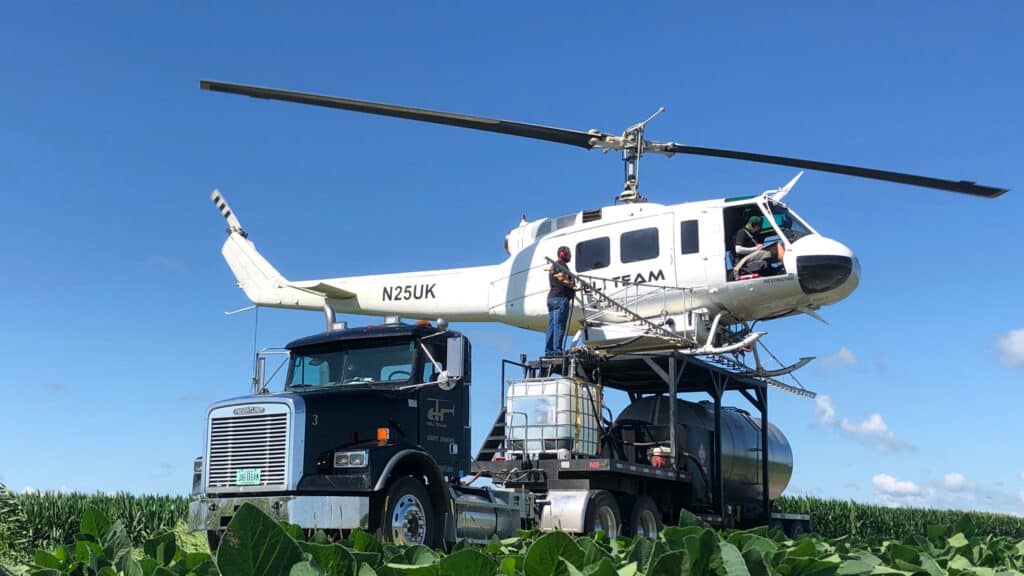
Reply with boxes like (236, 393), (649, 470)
(536, 219), (552, 237)
(620, 227), (659, 263)
(575, 237), (610, 273)
(680, 220), (700, 254)
(555, 213), (577, 230)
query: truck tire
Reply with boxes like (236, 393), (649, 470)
(629, 496), (662, 539)
(382, 476), (438, 547)
(583, 490), (621, 539)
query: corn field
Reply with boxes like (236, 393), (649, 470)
(0, 484), (188, 559)
(4, 488), (1024, 564)
(775, 495), (1024, 541)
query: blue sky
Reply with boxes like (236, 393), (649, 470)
(1, 2), (1022, 514)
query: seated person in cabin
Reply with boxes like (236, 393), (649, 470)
(734, 216), (780, 275)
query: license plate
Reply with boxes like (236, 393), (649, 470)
(235, 468), (262, 486)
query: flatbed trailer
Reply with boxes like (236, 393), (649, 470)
(471, 350), (811, 535)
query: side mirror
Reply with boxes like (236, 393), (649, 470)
(445, 335), (465, 382)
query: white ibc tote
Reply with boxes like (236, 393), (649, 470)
(505, 377), (602, 457)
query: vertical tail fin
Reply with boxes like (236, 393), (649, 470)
(212, 190), (321, 308)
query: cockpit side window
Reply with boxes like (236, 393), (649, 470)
(680, 220), (699, 255)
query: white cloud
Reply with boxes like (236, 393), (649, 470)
(815, 395), (836, 425)
(22, 485), (36, 494)
(873, 474), (920, 496)
(839, 413), (915, 452)
(810, 396), (914, 452)
(821, 346), (858, 369)
(943, 473), (975, 492)
(996, 329), (1024, 367)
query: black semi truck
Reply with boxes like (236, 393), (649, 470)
(188, 316), (810, 548)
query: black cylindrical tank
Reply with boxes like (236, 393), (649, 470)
(616, 397), (793, 506)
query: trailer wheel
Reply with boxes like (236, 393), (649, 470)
(583, 490), (622, 539)
(382, 476), (437, 547)
(629, 496), (663, 539)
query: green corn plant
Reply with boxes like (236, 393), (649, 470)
(0, 483), (32, 562)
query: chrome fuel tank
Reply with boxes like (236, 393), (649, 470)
(617, 397), (793, 504)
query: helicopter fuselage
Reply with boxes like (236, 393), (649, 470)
(217, 190), (859, 338)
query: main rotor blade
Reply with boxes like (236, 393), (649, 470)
(200, 80), (599, 149)
(664, 144), (1007, 198)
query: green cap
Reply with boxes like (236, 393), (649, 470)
(747, 216), (762, 228)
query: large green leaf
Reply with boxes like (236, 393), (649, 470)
(299, 541), (358, 576)
(390, 545), (438, 566)
(120, 555), (145, 576)
(955, 516), (977, 539)
(349, 529), (384, 555)
(291, 561), (324, 576)
(215, 503), (304, 576)
(438, 549), (495, 576)
(662, 527), (706, 551)
(647, 550), (690, 576)
(712, 540), (751, 576)
(497, 556), (519, 576)
(678, 510), (710, 529)
(583, 558), (618, 576)
(144, 532), (178, 567)
(74, 540), (103, 573)
(731, 534), (779, 558)
(617, 561), (639, 576)
(100, 520), (132, 564)
(741, 547), (772, 576)
(80, 507), (113, 541)
(523, 531), (584, 576)
(948, 533), (970, 548)
(33, 550), (63, 570)
(577, 536), (614, 567)
(627, 536), (654, 568)
(776, 556), (841, 576)
(685, 529), (716, 575)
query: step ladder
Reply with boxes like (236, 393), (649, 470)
(552, 259), (817, 399)
(475, 408), (507, 462)
(552, 258), (692, 348)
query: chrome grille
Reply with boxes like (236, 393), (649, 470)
(206, 410), (288, 492)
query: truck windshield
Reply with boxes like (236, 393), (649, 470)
(287, 342), (415, 390)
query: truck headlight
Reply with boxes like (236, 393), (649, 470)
(191, 457), (203, 495)
(334, 450), (368, 469)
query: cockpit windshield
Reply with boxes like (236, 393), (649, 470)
(287, 342), (415, 390)
(763, 201), (815, 244)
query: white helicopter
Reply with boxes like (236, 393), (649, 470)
(203, 81), (1006, 370)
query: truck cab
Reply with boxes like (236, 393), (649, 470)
(188, 321), (502, 548)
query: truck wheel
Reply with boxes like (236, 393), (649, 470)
(383, 476), (437, 547)
(583, 490), (621, 539)
(629, 496), (662, 539)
